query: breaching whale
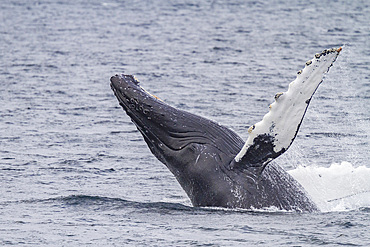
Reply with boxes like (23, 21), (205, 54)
(110, 47), (342, 212)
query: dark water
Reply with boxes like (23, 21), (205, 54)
(1, 0), (369, 246)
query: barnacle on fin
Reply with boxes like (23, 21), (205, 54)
(274, 92), (284, 100)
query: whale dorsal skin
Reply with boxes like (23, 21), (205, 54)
(110, 47), (342, 212)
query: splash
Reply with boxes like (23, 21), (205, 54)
(288, 162), (370, 212)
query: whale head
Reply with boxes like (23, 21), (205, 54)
(110, 74), (181, 166)
(110, 74), (248, 206)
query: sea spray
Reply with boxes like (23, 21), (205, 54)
(288, 162), (370, 212)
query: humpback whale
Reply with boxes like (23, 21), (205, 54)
(110, 47), (342, 212)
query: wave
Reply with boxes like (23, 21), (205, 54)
(0, 195), (196, 214)
(288, 161), (370, 212)
(53, 195), (196, 213)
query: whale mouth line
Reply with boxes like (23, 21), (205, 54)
(110, 75), (208, 153)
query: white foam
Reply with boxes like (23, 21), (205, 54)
(288, 162), (370, 212)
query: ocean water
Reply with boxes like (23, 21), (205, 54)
(0, 0), (369, 246)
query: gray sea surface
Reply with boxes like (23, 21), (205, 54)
(1, 0), (369, 246)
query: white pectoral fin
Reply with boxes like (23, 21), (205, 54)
(232, 47), (342, 168)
